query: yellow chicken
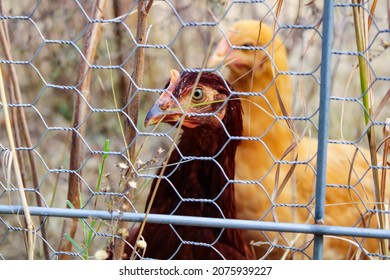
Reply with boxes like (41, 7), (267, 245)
(208, 20), (388, 259)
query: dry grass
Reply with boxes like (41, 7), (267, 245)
(0, 0), (389, 259)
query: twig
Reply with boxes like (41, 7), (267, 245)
(0, 3), (49, 259)
(126, 0), (154, 159)
(0, 66), (36, 260)
(380, 119), (389, 250)
(388, 0), (390, 30)
(112, 0), (154, 260)
(381, 118), (389, 200)
(351, 0), (385, 258)
(59, 0), (107, 259)
(112, 1), (129, 106)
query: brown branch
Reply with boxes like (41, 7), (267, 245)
(113, 1), (129, 106)
(0, 3), (49, 259)
(58, 0), (107, 259)
(112, 0), (154, 260)
(388, 0), (390, 30)
(126, 1), (152, 159)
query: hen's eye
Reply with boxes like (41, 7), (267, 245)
(192, 88), (204, 101)
(242, 42), (254, 47)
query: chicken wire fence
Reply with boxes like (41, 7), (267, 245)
(0, 0), (389, 260)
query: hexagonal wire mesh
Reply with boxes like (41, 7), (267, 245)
(0, 0), (389, 260)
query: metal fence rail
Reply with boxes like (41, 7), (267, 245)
(2, 205), (390, 240)
(0, 0), (389, 260)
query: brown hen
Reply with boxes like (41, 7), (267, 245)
(208, 20), (388, 259)
(119, 70), (253, 260)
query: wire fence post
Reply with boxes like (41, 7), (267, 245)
(313, 0), (335, 260)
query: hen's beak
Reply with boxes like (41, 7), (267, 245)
(144, 93), (182, 127)
(145, 69), (184, 127)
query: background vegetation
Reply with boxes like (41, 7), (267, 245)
(0, 0), (388, 259)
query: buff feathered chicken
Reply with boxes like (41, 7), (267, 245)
(114, 70), (253, 260)
(207, 20), (389, 259)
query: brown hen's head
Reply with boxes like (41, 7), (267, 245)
(145, 70), (242, 141)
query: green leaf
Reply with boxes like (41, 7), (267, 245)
(97, 139), (110, 193)
(64, 233), (83, 253)
(66, 200), (75, 209)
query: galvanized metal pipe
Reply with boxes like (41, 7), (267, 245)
(313, 0), (335, 260)
(1, 205), (390, 240)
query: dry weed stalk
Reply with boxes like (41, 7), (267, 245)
(0, 66), (36, 259)
(351, 0), (388, 258)
(59, 0), (108, 259)
(0, 3), (49, 259)
(380, 118), (389, 252)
